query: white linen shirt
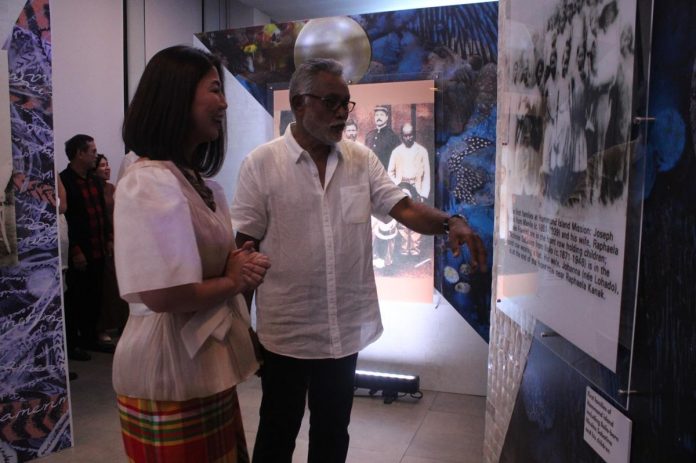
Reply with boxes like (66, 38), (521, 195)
(231, 126), (406, 359)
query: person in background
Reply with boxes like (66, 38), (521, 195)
(93, 154), (128, 342)
(94, 155), (115, 213)
(112, 45), (270, 463)
(343, 118), (358, 142)
(60, 134), (112, 361)
(231, 58), (486, 463)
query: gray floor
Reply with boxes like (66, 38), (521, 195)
(38, 352), (484, 462)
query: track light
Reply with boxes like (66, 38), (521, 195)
(354, 369), (421, 404)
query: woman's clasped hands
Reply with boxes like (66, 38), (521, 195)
(226, 241), (271, 294)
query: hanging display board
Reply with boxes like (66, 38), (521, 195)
(496, 0), (638, 371)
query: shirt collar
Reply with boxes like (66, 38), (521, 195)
(283, 123), (343, 163)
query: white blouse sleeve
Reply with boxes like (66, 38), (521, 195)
(114, 165), (202, 303)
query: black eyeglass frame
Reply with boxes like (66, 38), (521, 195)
(301, 93), (356, 113)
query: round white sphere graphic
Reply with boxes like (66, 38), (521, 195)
(294, 17), (371, 83)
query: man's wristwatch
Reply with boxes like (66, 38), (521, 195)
(443, 214), (466, 234)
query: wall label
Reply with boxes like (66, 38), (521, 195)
(584, 387), (632, 463)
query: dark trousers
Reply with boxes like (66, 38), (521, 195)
(252, 348), (358, 463)
(64, 258), (104, 350)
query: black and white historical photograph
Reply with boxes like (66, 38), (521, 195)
(503, 0), (635, 207)
(497, 0), (638, 371)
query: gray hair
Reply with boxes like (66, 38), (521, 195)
(289, 58), (344, 104)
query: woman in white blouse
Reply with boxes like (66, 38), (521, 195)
(112, 45), (270, 463)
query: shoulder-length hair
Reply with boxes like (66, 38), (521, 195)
(123, 45), (226, 177)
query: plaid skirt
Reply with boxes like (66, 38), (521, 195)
(117, 387), (249, 462)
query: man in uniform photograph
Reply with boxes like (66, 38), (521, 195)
(365, 104), (400, 167)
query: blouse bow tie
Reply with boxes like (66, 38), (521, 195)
(180, 294), (249, 358)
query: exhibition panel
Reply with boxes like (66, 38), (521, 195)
(494, 0), (650, 404)
(489, 0), (696, 461)
(0, 1), (74, 461)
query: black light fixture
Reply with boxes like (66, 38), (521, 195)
(354, 369), (422, 404)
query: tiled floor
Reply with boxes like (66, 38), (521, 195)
(38, 352), (484, 462)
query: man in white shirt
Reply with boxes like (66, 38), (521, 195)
(388, 122), (431, 199)
(343, 118), (358, 142)
(231, 58), (486, 463)
(388, 123), (432, 256)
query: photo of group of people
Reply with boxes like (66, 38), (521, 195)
(497, 0), (638, 371)
(503, 0), (636, 207)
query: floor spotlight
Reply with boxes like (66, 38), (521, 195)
(354, 369), (421, 404)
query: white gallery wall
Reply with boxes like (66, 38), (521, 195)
(360, 295), (489, 394)
(49, 0), (489, 396)
(54, 0), (217, 176)
(53, 0), (125, 174)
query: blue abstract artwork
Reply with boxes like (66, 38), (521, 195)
(0, 1), (73, 461)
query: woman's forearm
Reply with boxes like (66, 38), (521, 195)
(138, 276), (240, 313)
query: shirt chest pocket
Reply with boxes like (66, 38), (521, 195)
(340, 184), (370, 224)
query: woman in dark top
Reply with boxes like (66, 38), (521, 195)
(93, 153), (127, 341)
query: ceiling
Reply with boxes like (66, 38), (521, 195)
(236, 0), (490, 22)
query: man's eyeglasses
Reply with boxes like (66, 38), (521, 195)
(302, 94), (356, 113)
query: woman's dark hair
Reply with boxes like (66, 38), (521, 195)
(123, 45), (226, 177)
(95, 153), (108, 168)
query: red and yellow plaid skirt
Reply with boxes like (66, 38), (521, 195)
(117, 387), (249, 463)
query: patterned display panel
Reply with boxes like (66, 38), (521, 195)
(0, 1), (72, 461)
(495, 0), (696, 462)
(628, 0), (696, 459)
(198, 2), (499, 340)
